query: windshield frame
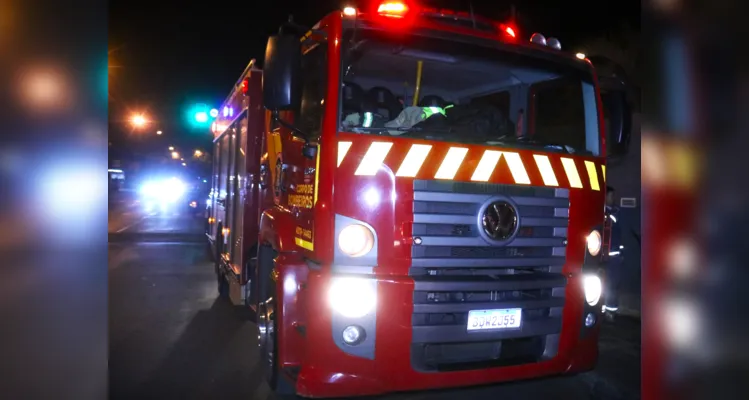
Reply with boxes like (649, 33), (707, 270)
(336, 23), (602, 156)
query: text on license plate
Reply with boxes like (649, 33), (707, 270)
(467, 308), (522, 331)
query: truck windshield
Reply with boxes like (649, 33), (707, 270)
(339, 29), (601, 156)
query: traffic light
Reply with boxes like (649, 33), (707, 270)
(194, 110), (208, 123)
(186, 103), (215, 129)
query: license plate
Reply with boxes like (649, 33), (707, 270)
(467, 308), (522, 331)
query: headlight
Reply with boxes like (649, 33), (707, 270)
(586, 230), (602, 256)
(583, 274), (602, 306)
(140, 182), (157, 197)
(338, 224), (375, 257)
(328, 277), (376, 318)
(164, 178), (185, 198)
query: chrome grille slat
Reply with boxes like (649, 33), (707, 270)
(409, 180), (570, 365)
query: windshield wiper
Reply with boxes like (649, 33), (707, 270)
(491, 136), (583, 155)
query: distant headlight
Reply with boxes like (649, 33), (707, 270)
(140, 182), (158, 197)
(140, 178), (185, 202)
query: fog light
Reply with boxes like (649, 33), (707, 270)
(585, 312), (596, 327)
(342, 325), (365, 345)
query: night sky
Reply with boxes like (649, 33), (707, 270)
(108, 0), (639, 161)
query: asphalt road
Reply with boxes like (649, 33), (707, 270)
(108, 192), (641, 400)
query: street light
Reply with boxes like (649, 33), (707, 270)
(131, 113), (147, 128)
(156, 130), (162, 135)
(171, 151), (179, 159)
(182, 162), (187, 166)
(168, 146), (174, 151)
(194, 149), (203, 157)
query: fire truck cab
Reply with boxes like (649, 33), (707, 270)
(208, 2), (620, 397)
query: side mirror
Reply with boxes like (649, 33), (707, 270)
(601, 89), (632, 158)
(302, 143), (317, 159)
(263, 34), (302, 111)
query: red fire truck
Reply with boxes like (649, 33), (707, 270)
(208, 1), (621, 397)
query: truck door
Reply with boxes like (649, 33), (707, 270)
(283, 38), (327, 255)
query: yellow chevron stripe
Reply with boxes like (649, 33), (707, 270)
(470, 150), (501, 181)
(533, 155), (559, 187)
(435, 147), (468, 180)
(584, 161), (600, 191)
(337, 141), (352, 167)
(601, 165), (606, 182)
(396, 144), (432, 177)
(355, 142), (393, 176)
(560, 157), (583, 188)
(502, 151), (530, 185)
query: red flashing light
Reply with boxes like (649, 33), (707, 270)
(378, 2), (409, 18)
(240, 78), (249, 95)
(505, 26), (516, 38)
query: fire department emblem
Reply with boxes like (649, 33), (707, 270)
(482, 201), (518, 241)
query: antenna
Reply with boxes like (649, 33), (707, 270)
(469, 1), (477, 29)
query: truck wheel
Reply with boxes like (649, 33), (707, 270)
(257, 246), (294, 395)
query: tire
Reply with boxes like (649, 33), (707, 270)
(256, 245), (295, 395)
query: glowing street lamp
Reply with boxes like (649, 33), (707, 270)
(171, 151), (179, 159)
(194, 149), (203, 157)
(131, 113), (147, 128)
(168, 146), (174, 151)
(156, 130), (163, 135)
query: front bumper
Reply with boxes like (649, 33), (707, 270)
(294, 271), (600, 398)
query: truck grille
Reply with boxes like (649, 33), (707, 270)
(409, 180), (569, 372)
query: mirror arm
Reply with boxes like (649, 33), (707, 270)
(271, 110), (308, 142)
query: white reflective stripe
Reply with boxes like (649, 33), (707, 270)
(502, 152), (531, 184)
(609, 251), (620, 256)
(434, 147), (468, 180)
(560, 157), (583, 188)
(338, 141), (352, 167)
(355, 142), (393, 176)
(533, 154), (559, 187)
(396, 144), (432, 177)
(603, 306), (618, 312)
(585, 160), (600, 191)
(470, 150), (501, 181)
(609, 214), (617, 223)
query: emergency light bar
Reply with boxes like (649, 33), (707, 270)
(344, 2), (519, 42)
(378, 2), (409, 18)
